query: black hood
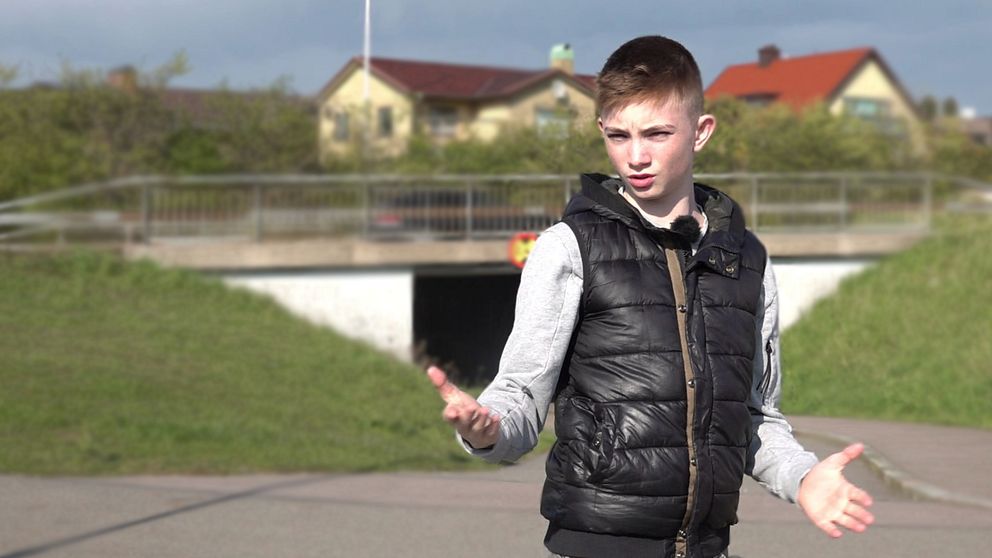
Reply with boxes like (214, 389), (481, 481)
(563, 173), (749, 254)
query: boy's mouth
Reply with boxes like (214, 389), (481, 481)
(627, 174), (655, 189)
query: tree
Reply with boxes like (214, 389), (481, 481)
(919, 95), (938, 122)
(0, 54), (320, 201)
(193, 79), (318, 173)
(695, 97), (905, 173)
(0, 64), (17, 88)
(942, 97), (959, 118)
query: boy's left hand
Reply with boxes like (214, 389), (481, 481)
(426, 365), (501, 450)
(797, 442), (876, 538)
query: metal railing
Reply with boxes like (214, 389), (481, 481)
(0, 172), (981, 249)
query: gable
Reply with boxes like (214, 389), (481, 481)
(830, 58), (919, 121)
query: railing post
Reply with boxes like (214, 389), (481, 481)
(839, 174), (849, 230)
(466, 180), (474, 240)
(141, 183), (152, 244)
(924, 173), (933, 230)
(253, 183), (263, 241)
(750, 175), (759, 231)
(565, 176), (573, 205)
(362, 181), (371, 239)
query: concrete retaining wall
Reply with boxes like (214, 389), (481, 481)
(216, 258), (874, 364)
(221, 270), (414, 360)
(772, 259), (873, 330)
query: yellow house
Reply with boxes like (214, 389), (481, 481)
(316, 44), (597, 160)
(706, 45), (924, 150)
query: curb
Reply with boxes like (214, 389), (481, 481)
(794, 429), (992, 511)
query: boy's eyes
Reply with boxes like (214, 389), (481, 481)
(607, 131), (671, 141)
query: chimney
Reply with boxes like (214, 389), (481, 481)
(550, 43), (574, 75)
(107, 65), (138, 93)
(758, 45), (780, 67)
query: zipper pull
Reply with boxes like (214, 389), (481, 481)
(760, 340), (774, 395)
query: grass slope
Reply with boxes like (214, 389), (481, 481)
(781, 215), (992, 428)
(0, 250), (488, 475)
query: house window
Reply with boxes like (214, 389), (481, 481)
(536, 107), (571, 138)
(844, 97), (891, 118)
(378, 106), (393, 138)
(333, 111), (350, 142)
(428, 106), (458, 137)
(843, 97), (905, 136)
(741, 93), (776, 108)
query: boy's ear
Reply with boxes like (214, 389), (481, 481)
(693, 114), (717, 153)
(597, 117), (605, 135)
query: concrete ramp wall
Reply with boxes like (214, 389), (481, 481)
(221, 270), (414, 361)
(215, 259), (875, 373)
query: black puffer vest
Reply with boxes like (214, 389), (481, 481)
(541, 174), (767, 558)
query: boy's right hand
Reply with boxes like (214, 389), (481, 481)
(426, 365), (501, 449)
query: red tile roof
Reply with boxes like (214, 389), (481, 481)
(706, 47), (877, 109)
(319, 56), (596, 102)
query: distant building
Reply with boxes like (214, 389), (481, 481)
(105, 65), (315, 128)
(706, 45), (924, 150)
(316, 44), (597, 160)
(963, 116), (992, 146)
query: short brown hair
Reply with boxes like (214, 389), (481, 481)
(596, 36), (704, 119)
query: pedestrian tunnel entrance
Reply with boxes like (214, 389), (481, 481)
(413, 266), (521, 387)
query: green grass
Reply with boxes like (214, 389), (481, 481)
(0, 250), (496, 475)
(5, 212), (988, 476)
(781, 214), (992, 429)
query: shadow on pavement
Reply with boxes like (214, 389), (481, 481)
(0, 476), (324, 558)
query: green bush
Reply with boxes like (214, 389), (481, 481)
(0, 60), (317, 201)
(697, 96), (914, 173)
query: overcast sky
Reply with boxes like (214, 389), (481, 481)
(3, 0), (990, 115)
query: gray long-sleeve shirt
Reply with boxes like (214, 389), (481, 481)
(460, 222), (819, 504)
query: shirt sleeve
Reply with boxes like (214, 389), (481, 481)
(456, 222), (583, 463)
(746, 256), (821, 503)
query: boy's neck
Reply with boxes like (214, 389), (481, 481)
(620, 183), (704, 230)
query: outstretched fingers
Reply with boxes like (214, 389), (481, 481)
(816, 518), (844, 539)
(844, 501), (876, 528)
(798, 440), (877, 539)
(847, 484), (874, 507)
(812, 498), (873, 538)
(426, 365), (500, 448)
(426, 365), (464, 406)
(825, 443), (865, 469)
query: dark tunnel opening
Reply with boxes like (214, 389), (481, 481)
(413, 267), (521, 387)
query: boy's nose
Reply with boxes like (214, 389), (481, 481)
(629, 140), (651, 168)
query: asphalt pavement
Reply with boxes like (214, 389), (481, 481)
(2, 416), (990, 558)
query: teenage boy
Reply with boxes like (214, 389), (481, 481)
(427, 35), (874, 558)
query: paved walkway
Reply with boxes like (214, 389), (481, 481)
(2, 417), (991, 558)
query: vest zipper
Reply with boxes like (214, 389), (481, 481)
(663, 245), (697, 558)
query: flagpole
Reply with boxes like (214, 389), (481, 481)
(361, 0), (372, 165)
(363, 0), (371, 102)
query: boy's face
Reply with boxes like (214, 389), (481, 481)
(598, 96), (715, 205)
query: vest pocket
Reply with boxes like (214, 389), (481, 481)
(558, 395), (615, 485)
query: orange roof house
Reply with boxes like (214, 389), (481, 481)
(706, 45), (923, 146)
(316, 44), (597, 160)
